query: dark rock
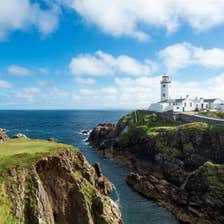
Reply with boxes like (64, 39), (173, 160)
(88, 123), (116, 147)
(93, 163), (113, 195)
(48, 137), (58, 143)
(0, 129), (9, 142)
(94, 163), (103, 177)
(12, 133), (29, 139)
(155, 153), (188, 186)
(81, 130), (91, 135)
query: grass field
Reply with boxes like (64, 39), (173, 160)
(0, 138), (78, 223)
(199, 111), (224, 119)
(0, 138), (76, 171)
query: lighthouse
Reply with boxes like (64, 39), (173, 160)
(160, 75), (171, 101)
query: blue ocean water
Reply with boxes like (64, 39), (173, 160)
(0, 110), (179, 224)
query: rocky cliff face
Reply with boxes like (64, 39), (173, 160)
(88, 110), (224, 224)
(127, 161), (224, 224)
(0, 134), (122, 224)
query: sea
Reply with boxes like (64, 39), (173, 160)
(0, 110), (179, 224)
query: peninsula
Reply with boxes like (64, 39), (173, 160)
(89, 110), (224, 224)
(0, 130), (122, 224)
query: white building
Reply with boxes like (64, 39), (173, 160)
(149, 75), (224, 112)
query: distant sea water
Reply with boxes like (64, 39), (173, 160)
(0, 110), (179, 224)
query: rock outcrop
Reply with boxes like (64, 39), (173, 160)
(0, 139), (122, 224)
(88, 110), (224, 224)
(127, 162), (224, 224)
(0, 129), (9, 142)
(12, 133), (29, 139)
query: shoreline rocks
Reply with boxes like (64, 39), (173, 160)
(12, 133), (29, 139)
(88, 111), (224, 224)
(81, 129), (91, 135)
(0, 129), (9, 142)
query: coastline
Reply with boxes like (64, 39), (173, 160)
(88, 110), (224, 224)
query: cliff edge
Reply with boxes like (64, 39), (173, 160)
(0, 130), (122, 224)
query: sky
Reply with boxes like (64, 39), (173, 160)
(0, 0), (224, 109)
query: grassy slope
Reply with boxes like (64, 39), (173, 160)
(118, 110), (224, 138)
(0, 139), (76, 170)
(117, 110), (176, 138)
(198, 161), (224, 198)
(199, 111), (224, 119)
(0, 138), (77, 223)
(117, 111), (224, 158)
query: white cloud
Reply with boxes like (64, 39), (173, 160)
(159, 43), (224, 71)
(0, 80), (12, 89)
(73, 73), (224, 109)
(0, 0), (60, 40)
(22, 87), (41, 94)
(10, 86), (70, 107)
(69, 51), (157, 76)
(60, 0), (224, 41)
(75, 77), (96, 85)
(3, 1), (224, 41)
(8, 65), (32, 76)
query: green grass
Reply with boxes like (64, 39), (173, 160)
(0, 182), (17, 224)
(199, 111), (224, 119)
(199, 161), (224, 198)
(0, 138), (76, 171)
(179, 122), (209, 131)
(0, 138), (78, 223)
(117, 111), (177, 141)
(118, 110), (176, 128)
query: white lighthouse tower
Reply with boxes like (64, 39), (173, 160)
(160, 75), (171, 101)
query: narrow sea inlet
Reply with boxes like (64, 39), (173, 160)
(0, 110), (179, 224)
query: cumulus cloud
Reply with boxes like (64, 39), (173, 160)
(0, 0), (60, 40)
(3, 1), (224, 41)
(73, 73), (224, 109)
(59, 0), (224, 41)
(0, 80), (12, 89)
(69, 51), (157, 76)
(159, 43), (224, 71)
(8, 65), (32, 76)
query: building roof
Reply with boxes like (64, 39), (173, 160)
(160, 75), (171, 84)
(160, 97), (224, 104)
(160, 98), (185, 103)
(204, 98), (223, 103)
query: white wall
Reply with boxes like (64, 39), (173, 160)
(149, 102), (173, 112)
(161, 83), (171, 101)
(220, 105), (224, 111)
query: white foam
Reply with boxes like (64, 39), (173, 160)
(112, 183), (121, 208)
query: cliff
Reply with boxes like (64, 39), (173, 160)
(0, 131), (122, 224)
(89, 110), (224, 224)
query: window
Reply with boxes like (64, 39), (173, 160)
(163, 93), (165, 97)
(163, 85), (165, 88)
(190, 103), (192, 107)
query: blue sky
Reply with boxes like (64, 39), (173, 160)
(0, 0), (224, 109)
